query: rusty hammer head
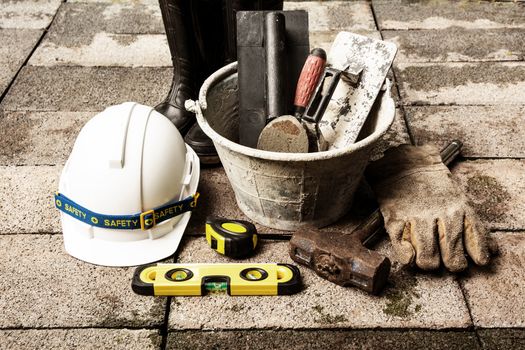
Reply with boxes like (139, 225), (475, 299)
(289, 226), (390, 295)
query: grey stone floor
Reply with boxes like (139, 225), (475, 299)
(1, 0), (524, 349)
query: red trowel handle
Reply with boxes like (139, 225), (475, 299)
(294, 48), (327, 118)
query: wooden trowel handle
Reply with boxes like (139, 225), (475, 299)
(294, 48), (326, 117)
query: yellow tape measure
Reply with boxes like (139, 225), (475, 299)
(205, 217), (258, 258)
(132, 263), (301, 296)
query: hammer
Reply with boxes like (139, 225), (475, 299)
(288, 140), (463, 294)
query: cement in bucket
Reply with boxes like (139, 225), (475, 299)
(186, 62), (395, 231)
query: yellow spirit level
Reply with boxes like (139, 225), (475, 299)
(205, 217), (258, 258)
(132, 263), (301, 296)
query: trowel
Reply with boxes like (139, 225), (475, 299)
(300, 65), (356, 152)
(257, 48), (327, 153)
(318, 32), (397, 150)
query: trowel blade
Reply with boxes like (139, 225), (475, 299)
(318, 32), (397, 150)
(257, 116), (309, 153)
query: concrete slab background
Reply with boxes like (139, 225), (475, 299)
(372, 0), (525, 30)
(478, 329), (525, 350)
(0, 111), (92, 166)
(0, 329), (161, 350)
(1, 66), (172, 112)
(284, 1), (376, 32)
(168, 238), (471, 330)
(0, 166), (61, 234)
(383, 28), (525, 63)
(452, 160), (525, 231)
(0, 0), (63, 29)
(0, 234), (166, 328)
(405, 106), (525, 158)
(28, 2), (169, 67)
(395, 62), (525, 105)
(0, 29), (42, 96)
(167, 330), (481, 350)
(460, 232), (525, 328)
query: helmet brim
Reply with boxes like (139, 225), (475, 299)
(63, 210), (191, 267)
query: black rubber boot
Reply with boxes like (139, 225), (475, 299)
(183, 0), (238, 166)
(155, 0), (196, 136)
(184, 0), (284, 166)
(157, 0), (284, 165)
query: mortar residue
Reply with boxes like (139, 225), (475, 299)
(273, 120), (301, 135)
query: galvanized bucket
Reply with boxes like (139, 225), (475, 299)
(186, 62), (395, 230)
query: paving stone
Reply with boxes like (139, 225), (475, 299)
(372, 0), (525, 30)
(395, 62), (525, 105)
(0, 329), (161, 350)
(405, 105), (525, 158)
(167, 329), (480, 350)
(28, 2), (166, 66)
(478, 329), (525, 350)
(30, 33), (171, 67)
(0, 29), (43, 96)
(310, 30), (381, 53)
(284, 1), (377, 32)
(0, 29), (42, 67)
(69, 0), (157, 3)
(459, 232), (525, 328)
(0, 166), (61, 234)
(452, 160), (525, 231)
(0, 234), (165, 328)
(168, 237), (470, 330)
(42, 2), (163, 37)
(28, 2), (167, 66)
(0, 0), (62, 29)
(0, 111), (92, 166)
(0, 66), (14, 100)
(383, 29), (525, 63)
(29, 1), (380, 67)
(1, 66), (172, 112)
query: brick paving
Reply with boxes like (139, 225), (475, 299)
(0, 1), (524, 349)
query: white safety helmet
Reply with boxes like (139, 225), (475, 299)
(55, 102), (200, 267)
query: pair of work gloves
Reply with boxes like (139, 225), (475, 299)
(366, 145), (493, 272)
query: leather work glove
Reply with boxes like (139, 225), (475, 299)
(365, 145), (492, 272)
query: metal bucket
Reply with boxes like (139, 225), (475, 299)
(186, 62), (395, 230)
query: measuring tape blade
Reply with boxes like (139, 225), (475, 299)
(132, 263), (301, 296)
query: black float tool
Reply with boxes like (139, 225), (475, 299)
(237, 10), (309, 148)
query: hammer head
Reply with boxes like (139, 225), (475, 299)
(289, 228), (390, 295)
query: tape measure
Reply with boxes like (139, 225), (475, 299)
(132, 263), (301, 296)
(205, 217), (258, 258)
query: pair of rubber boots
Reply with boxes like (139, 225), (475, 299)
(156, 0), (283, 165)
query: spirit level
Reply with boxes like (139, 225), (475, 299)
(132, 263), (301, 296)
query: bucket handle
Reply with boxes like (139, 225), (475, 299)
(185, 61), (238, 114)
(184, 99), (201, 115)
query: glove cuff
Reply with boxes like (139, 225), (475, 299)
(366, 144), (446, 186)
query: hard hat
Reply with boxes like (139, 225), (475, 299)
(55, 102), (200, 267)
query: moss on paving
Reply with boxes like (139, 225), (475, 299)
(383, 275), (422, 318)
(312, 305), (348, 325)
(466, 174), (511, 222)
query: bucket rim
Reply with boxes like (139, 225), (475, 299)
(190, 62), (396, 162)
